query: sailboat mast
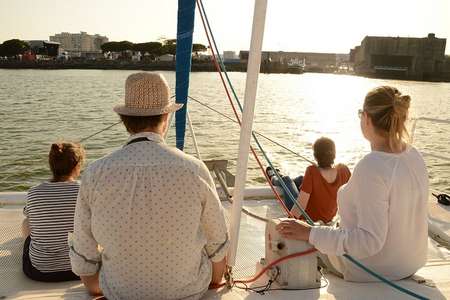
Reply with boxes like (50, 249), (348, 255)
(228, 0), (268, 267)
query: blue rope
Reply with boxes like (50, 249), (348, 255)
(343, 254), (428, 300)
(198, 0), (313, 224)
(198, 1), (429, 299)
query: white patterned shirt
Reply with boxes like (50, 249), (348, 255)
(69, 132), (229, 300)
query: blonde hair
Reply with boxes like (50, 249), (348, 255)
(363, 86), (411, 150)
(363, 86), (411, 151)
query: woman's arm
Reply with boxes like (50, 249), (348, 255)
(309, 163), (389, 259)
(22, 218), (30, 237)
(290, 191), (310, 218)
(280, 161), (390, 260)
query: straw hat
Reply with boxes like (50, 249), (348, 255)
(113, 72), (183, 116)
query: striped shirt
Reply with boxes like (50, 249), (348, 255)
(24, 181), (79, 273)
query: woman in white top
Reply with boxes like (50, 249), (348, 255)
(277, 86), (429, 282)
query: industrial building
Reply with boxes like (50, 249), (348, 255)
(350, 33), (447, 80)
(239, 51), (344, 72)
(50, 32), (108, 57)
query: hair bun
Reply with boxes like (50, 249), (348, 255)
(393, 94), (411, 114)
(398, 94), (411, 106)
(51, 143), (63, 154)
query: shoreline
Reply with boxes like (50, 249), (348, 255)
(1, 61), (449, 82)
(0, 60), (305, 74)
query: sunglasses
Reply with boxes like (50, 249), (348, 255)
(358, 109), (364, 119)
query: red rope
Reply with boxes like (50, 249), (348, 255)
(196, 0), (293, 217)
(209, 248), (317, 289)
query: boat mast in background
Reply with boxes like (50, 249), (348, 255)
(228, 0), (268, 268)
(175, 0), (196, 151)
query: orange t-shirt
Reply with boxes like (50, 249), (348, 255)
(300, 164), (351, 223)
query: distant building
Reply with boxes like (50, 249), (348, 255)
(49, 32), (108, 55)
(443, 56), (450, 80)
(195, 53), (211, 61)
(156, 54), (175, 62)
(131, 52), (142, 62)
(223, 51), (239, 63)
(239, 51), (343, 71)
(26, 40), (60, 57)
(350, 33), (447, 80)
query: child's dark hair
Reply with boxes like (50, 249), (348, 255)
(49, 142), (85, 181)
(313, 137), (336, 168)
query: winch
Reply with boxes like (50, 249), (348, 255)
(262, 218), (321, 289)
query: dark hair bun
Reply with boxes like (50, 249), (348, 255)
(51, 143), (63, 154)
(49, 142), (85, 181)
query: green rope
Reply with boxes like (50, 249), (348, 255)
(197, 0), (312, 223)
(198, 1), (429, 299)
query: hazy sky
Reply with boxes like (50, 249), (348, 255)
(1, 0), (449, 54)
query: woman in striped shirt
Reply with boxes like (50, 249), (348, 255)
(22, 142), (85, 282)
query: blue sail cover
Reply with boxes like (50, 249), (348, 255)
(175, 0), (196, 150)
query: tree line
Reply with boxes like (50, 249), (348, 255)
(0, 38), (208, 58)
(101, 39), (207, 57)
(0, 39), (30, 57)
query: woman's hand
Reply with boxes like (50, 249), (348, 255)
(290, 206), (301, 219)
(276, 219), (312, 241)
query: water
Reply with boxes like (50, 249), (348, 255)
(0, 69), (449, 193)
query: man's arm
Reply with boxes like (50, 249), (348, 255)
(198, 164), (230, 286)
(69, 172), (102, 296)
(210, 257), (227, 287)
(80, 273), (102, 296)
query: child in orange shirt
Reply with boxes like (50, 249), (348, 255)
(267, 137), (350, 223)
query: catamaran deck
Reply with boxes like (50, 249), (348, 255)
(1, 198), (450, 299)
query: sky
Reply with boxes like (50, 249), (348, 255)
(1, 0), (449, 54)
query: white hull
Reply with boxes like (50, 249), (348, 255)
(2, 188), (449, 246)
(1, 197), (450, 299)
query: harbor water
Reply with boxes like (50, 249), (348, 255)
(0, 69), (449, 193)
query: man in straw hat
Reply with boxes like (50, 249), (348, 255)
(69, 72), (229, 299)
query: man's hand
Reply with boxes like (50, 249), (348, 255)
(210, 256), (226, 288)
(276, 219), (312, 241)
(80, 273), (102, 296)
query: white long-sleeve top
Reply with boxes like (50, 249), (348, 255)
(309, 145), (428, 282)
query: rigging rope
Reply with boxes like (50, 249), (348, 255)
(197, 1), (429, 299)
(187, 95), (315, 165)
(196, 0), (293, 217)
(197, 0), (313, 224)
(78, 120), (122, 143)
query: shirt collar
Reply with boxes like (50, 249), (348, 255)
(126, 131), (165, 145)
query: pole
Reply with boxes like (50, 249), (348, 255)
(228, 0), (268, 267)
(175, 0), (196, 150)
(187, 109), (202, 159)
